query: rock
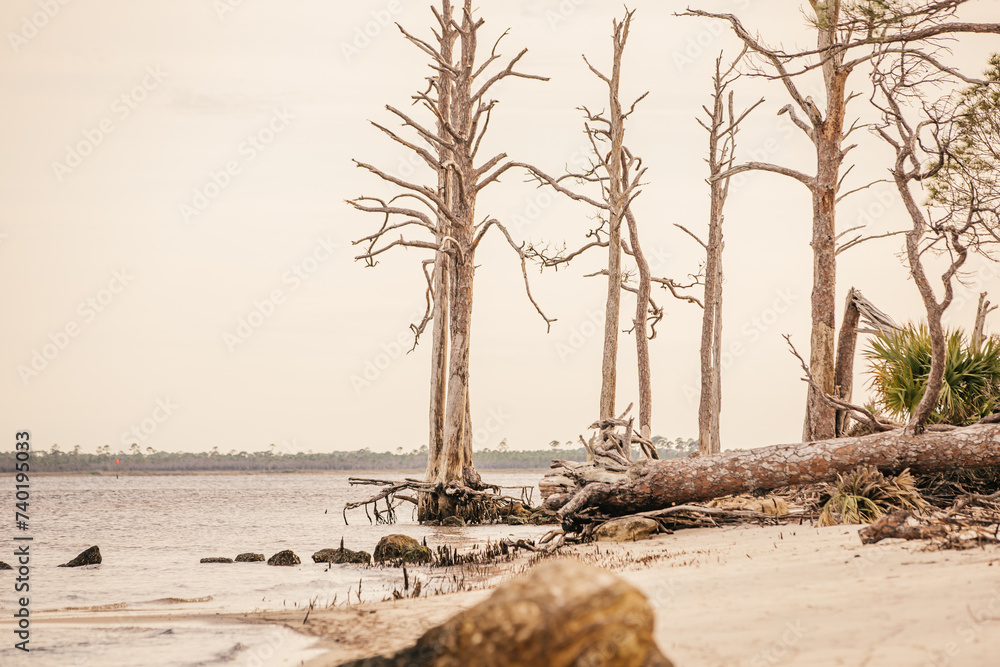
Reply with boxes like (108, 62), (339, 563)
(505, 515), (527, 526)
(441, 516), (465, 527)
(528, 510), (559, 525)
(200, 557), (233, 564)
(593, 517), (660, 542)
(373, 534), (432, 565)
(235, 552), (265, 562)
(313, 548), (371, 566)
(708, 495), (789, 516)
(340, 560), (673, 667)
(59, 546), (102, 567)
(0, 561), (11, 570)
(266, 550), (301, 566)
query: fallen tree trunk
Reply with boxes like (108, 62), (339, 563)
(544, 423), (1000, 518)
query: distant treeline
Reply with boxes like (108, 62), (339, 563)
(0, 437), (696, 474)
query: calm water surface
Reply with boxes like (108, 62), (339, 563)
(0, 472), (546, 666)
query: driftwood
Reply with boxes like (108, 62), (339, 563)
(545, 424), (1000, 524)
(344, 471), (533, 526)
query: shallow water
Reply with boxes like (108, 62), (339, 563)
(0, 472), (546, 666)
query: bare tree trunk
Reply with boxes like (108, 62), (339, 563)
(420, 1), (456, 521)
(544, 423), (1000, 516)
(972, 292), (995, 350)
(710, 266), (722, 452)
(833, 287), (860, 436)
(625, 208), (652, 441)
(802, 23), (848, 441)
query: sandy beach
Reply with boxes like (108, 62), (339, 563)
(18, 521), (1000, 666)
(244, 522), (1000, 667)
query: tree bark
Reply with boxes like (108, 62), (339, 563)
(545, 423), (1000, 516)
(626, 208), (653, 441)
(421, 0), (456, 522)
(833, 287), (860, 436)
(599, 63), (625, 422)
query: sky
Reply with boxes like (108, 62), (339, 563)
(1, 0), (999, 455)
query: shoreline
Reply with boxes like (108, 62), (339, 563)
(10, 468), (550, 477)
(9, 523), (999, 665)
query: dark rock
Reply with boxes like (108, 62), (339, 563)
(267, 550), (301, 566)
(0, 561), (11, 570)
(313, 547), (371, 566)
(59, 546), (101, 567)
(373, 534), (432, 565)
(235, 552), (265, 563)
(200, 557), (234, 564)
(528, 511), (559, 525)
(441, 516), (465, 527)
(505, 515), (527, 526)
(339, 559), (673, 667)
(593, 517), (660, 542)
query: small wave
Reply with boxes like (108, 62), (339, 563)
(60, 601), (129, 611)
(151, 596), (214, 604)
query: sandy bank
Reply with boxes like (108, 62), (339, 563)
(252, 522), (1000, 667)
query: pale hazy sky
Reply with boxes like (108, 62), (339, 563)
(2, 1), (998, 454)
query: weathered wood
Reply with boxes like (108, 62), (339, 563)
(547, 424), (1000, 517)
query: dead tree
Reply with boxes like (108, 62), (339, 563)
(972, 293), (997, 350)
(544, 422), (1000, 527)
(518, 11), (660, 445)
(832, 288), (899, 435)
(870, 47), (1000, 434)
(667, 50), (762, 455)
(350, 1), (553, 521)
(681, 1), (1000, 442)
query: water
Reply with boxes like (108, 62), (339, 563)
(0, 472), (546, 666)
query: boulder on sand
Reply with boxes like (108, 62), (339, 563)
(235, 553), (265, 562)
(200, 557), (233, 564)
(313, 547), (371, 566)
(593, 517), (661, 542)
(373, 535), (432, 565)
(267, 550), (301, 566)
(339, 559), (673, 667)
(59, 546), (102, 567)
(0, 562), (11, 570)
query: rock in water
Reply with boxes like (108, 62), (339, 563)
(0, 561), (12, 570)
(505, 515), (527, 526)
(373, 535), (432, 565)
(235, 553), (265, 562)
(59, 546), (102, 567)
(200, 557), (233, 564)
(441, 516), (465, 527)
(593, 517), (661, 542)
(267, 550), (301, 566)
(313, 548), (371, 566)
(339, 560), (673, 667)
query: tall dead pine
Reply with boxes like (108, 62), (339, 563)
(350, 1), (552, 520)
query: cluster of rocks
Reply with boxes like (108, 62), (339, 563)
(196, 535), (434, 568)
(500, 502), (559, 526)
